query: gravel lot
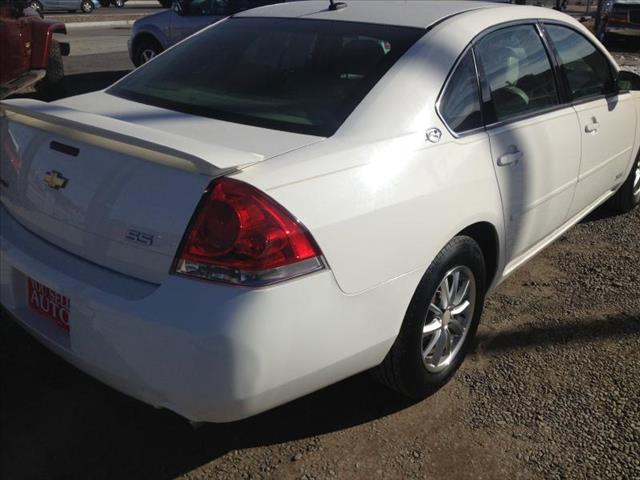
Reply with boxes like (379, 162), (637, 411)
(1, 46), (639, 480)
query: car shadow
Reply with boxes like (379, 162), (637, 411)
(3, 310), (639, 480)
(0, 315), (417, 480)
(473, 314), (640, 355)
(8, 70), (131, 102)
(61, 70), (131, 98)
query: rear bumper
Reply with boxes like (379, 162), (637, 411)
(0, 207), (412, 422)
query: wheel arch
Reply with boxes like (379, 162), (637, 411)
(132, 29), (166, 51)
(131, 30), (165, 65)
(457, 221), (500, 290)
(29, 20), (66, 69)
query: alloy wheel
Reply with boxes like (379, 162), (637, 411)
(421, 266), (476, 373)
(141, 49), (156, 63)
(634, 158), (640, 197)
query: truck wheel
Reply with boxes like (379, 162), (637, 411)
(81, 0), (94, 12)
(158, 0), (172, 8)
(35, 41), (66, 101)
(133, 37), (163, 67)
(597, 21), (608, 46)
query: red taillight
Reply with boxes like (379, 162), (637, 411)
(174, 178), (324, 286)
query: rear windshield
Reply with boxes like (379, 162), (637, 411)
(108, 18), (423, 136)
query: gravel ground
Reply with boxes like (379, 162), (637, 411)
(1, 47), (639, 480)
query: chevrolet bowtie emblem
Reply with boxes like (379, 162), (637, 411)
(44, 171), (68, 190)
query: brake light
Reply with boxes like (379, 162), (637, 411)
(174, 178), (325, 286)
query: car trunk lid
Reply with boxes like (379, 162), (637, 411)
(0, 99), (321, 284)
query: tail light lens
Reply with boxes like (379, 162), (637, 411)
(173, 177), (325, 286)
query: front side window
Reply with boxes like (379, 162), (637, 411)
(544, 24), (614, 101)
(475, 25), (559, 123)
(439, 51), (483, 133)
(183, 0), (230, 16)
(109, 18), (423, 136)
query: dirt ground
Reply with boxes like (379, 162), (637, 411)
(1, 47), (639, 480)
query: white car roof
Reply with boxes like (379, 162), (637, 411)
(235, 0), (504, 29)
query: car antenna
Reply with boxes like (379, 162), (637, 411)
(328, 0), (347, 11)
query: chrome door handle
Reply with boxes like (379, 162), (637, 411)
(497, 150), (523, 167)
(585, 119), (600, 133)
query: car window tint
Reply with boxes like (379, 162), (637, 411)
(475, 25), (559, 123)
(227, 0), (279, 14)
(188, 0), (229, 15)
(440, 51), (483, 133)
(544, 24), (614, 101)
(109, 18), (423, 136)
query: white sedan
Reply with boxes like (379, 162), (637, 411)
(1, 0), (639, 423)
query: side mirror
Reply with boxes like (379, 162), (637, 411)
(617, 70), (640, 92)
(172, 0), (187, 15)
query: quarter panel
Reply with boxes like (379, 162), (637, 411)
(238, 132), (503, 295)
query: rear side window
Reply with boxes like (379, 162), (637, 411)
(544, 24), (614, 101)
(186, 0), (278, 16)
(439, 52), (483, 133)
(109, 18), (423, 136)
(475, 25), (559, 123)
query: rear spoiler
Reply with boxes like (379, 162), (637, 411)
(0, 99), (264, 176)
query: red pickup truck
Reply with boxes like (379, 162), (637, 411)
(0, 0), (69, 99)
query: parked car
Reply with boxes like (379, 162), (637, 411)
(2, 0), (640, 423)
(597, 0), (640, 43)
(28, 0), (101, 14)
(129, 0), (294, 66)
(0, 0), (69, 99)
(99, 0), (127, 7)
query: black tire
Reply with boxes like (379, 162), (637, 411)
(81, 0), (94, 13)
(133, 36), (163, 67)
(35, 40), (66, 101)
(373, 236), (486, 399)
(610, 153), (640, 214)
(158, 0), (172, 7)
(597, 21), (609, 46)
(114, 0), (125, 6)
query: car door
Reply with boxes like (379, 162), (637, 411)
(474, 24), (582, 264)
(0, 2), (29, 86)
(543, 24), (637, 218)
(169, 0), (227, 45)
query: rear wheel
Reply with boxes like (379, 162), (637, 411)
(81, 0), (94, 13)
(35, 40), (66, 101)
(373, 236), (486, 399)
(133, 37), (163, 67)
(610, 153), (640, 214)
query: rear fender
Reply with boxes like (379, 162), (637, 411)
(30, 21), (67, 69)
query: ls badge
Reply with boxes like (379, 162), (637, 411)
(44, 171), (68, 190)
